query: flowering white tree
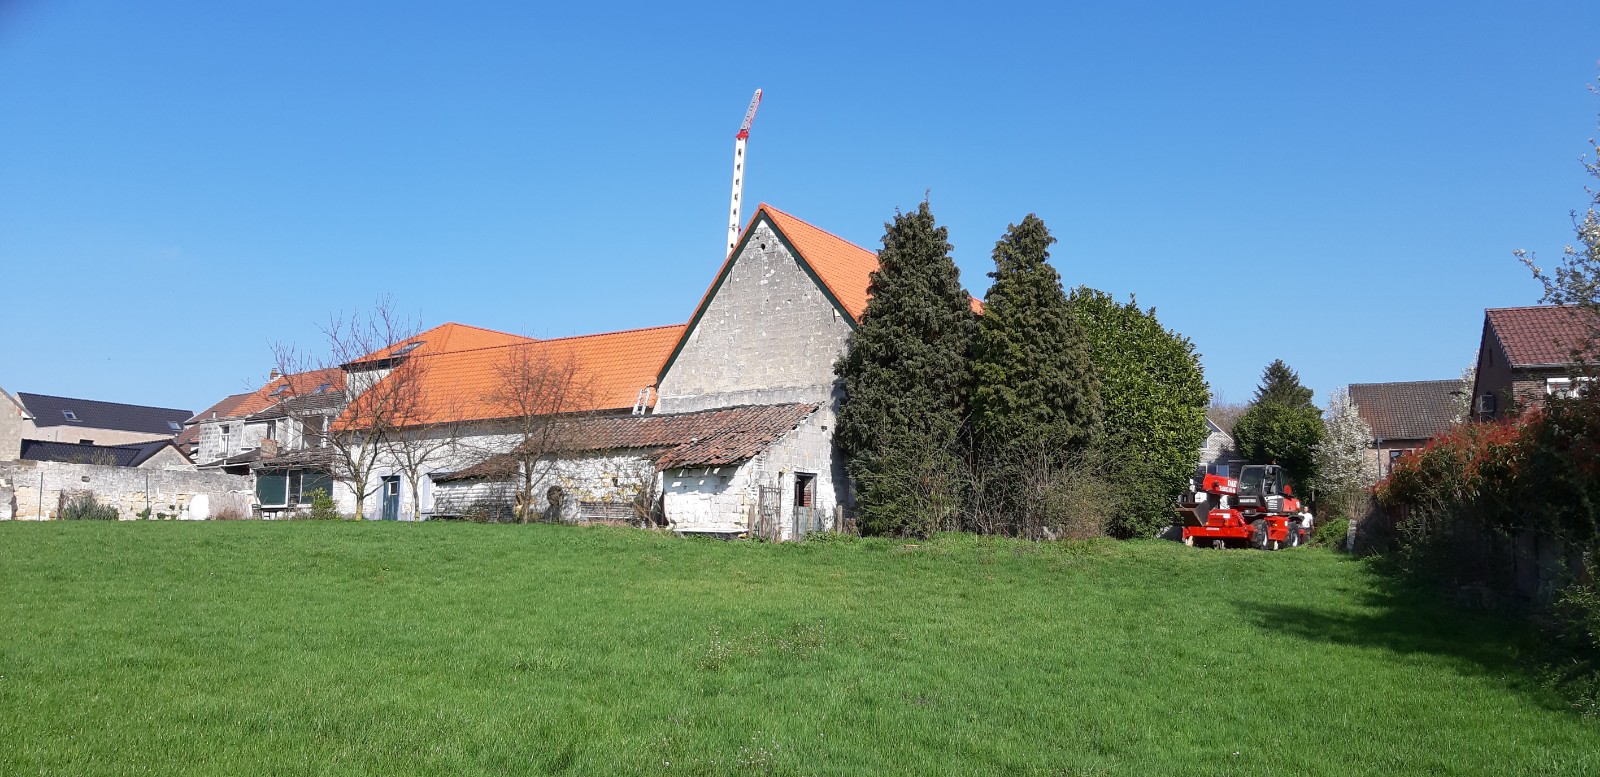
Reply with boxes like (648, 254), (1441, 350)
(1313, 387), (1375, 518)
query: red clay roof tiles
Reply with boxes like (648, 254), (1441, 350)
(1486, 305), (1598, 367)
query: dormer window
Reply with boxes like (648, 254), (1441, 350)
(62, 410), (79, 421)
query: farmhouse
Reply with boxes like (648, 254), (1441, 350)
(306, 203), (979, 537)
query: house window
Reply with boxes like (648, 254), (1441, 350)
(62, 410), (79, 421)
(302, 414), (327, 446)
(79, 439), (93, 446)
(265, 420), (278, 441)
(272, 385), (290, 397)
(1547, 377), (1590, 399)
(314, 383), (332, 395)
(794, 472), (816, 508)
(168, 421), (182, 432)
(220, 424), (231, 450)
(392, 341), (424, 356)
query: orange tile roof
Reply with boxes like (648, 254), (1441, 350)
(232, 367), (349, 418)
(336, 323), (687, 429)
(657, 203), (982, 383)
(353, 322), (536, 364)
(759, 203), (882, 322)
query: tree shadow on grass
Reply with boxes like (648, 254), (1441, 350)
(1233, 557), (1563, 709)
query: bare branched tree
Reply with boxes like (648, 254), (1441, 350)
(383, 354), (467, 522)
(479, 343), (593, 524)
(272, 296), (422, 520)
(1206, 399), (1250, 437)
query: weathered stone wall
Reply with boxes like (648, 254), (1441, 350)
(656, 220), (854, 414)
(430, 451), (658, 523)
(0, 390), (30, 461)
(663, 407), (842, 540)
(0, 460), (251, 520)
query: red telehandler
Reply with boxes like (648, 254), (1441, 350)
(1178, 464), (1311, 550)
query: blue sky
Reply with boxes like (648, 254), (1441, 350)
(2, 1), (1597, 414)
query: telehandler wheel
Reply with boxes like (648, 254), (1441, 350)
(1249, 519), (1269, 550)
(1286, 521), (1304, 548)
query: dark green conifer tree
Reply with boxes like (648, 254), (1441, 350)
(834, 202), (977, 536)
(971, 214), (1102, 455)
(1233, 359), (1325, 488)
(1253, 359), (1315, 407)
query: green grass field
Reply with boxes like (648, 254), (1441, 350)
(1, 522), (1593, 775)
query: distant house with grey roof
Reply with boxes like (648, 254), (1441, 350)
(1348, 379), (1463, 479)
(18, 438), (192, 469)
(0, 387), (190, 463)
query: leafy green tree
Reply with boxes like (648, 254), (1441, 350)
(835, 202), (978, 536)
(970, 214), (1102, 455)
(1068, 288), (1210, 537)
(1233, 360), (1325, 488)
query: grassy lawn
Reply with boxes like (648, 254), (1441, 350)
(0, 522), (1593, 775)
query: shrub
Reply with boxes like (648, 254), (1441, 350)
(303, 489), (340, 521)
(58, 492), (118, 521)
(1311, 516), (1349, 547)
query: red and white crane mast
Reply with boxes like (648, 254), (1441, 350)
(726, 88), (762, 256)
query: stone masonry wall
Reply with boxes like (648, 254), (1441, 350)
(0, 460), (252, 520)
(655, 220), (855, 414)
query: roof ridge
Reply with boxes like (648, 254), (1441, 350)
(757, 202), (876, 256)
(1350, 378), (1461, 387)
(16, 392), (192, 415)
(1485, 304), (1585, 313)
(406, 322), (688, 362)
(429, 321), (538, 340)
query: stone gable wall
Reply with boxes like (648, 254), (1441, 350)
(655, 220), (855, 414)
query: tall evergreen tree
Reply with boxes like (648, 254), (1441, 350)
(1254, 359), (1315, 407)
(1233, 359), (1325, 488)
(835, 202), (977, 536)
(970, 215), (1102, 454)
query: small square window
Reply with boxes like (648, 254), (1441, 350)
(62, 410), (79, 421)
(168, 421), (182, 432)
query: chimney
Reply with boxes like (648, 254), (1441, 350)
(269, 369), (282, 380)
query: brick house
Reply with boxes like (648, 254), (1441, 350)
(1470, 305), (1598, 420)
(1348, 379), (1463, 479)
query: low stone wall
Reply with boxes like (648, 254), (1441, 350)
(0, 460), (252, 521)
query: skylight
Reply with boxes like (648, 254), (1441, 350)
(392, 341), (424, 356)
(167, 421), (182, 432)
(271, 385), (290, 397)
(314, 383), (332, 395)
(62, 410), (79, 421)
